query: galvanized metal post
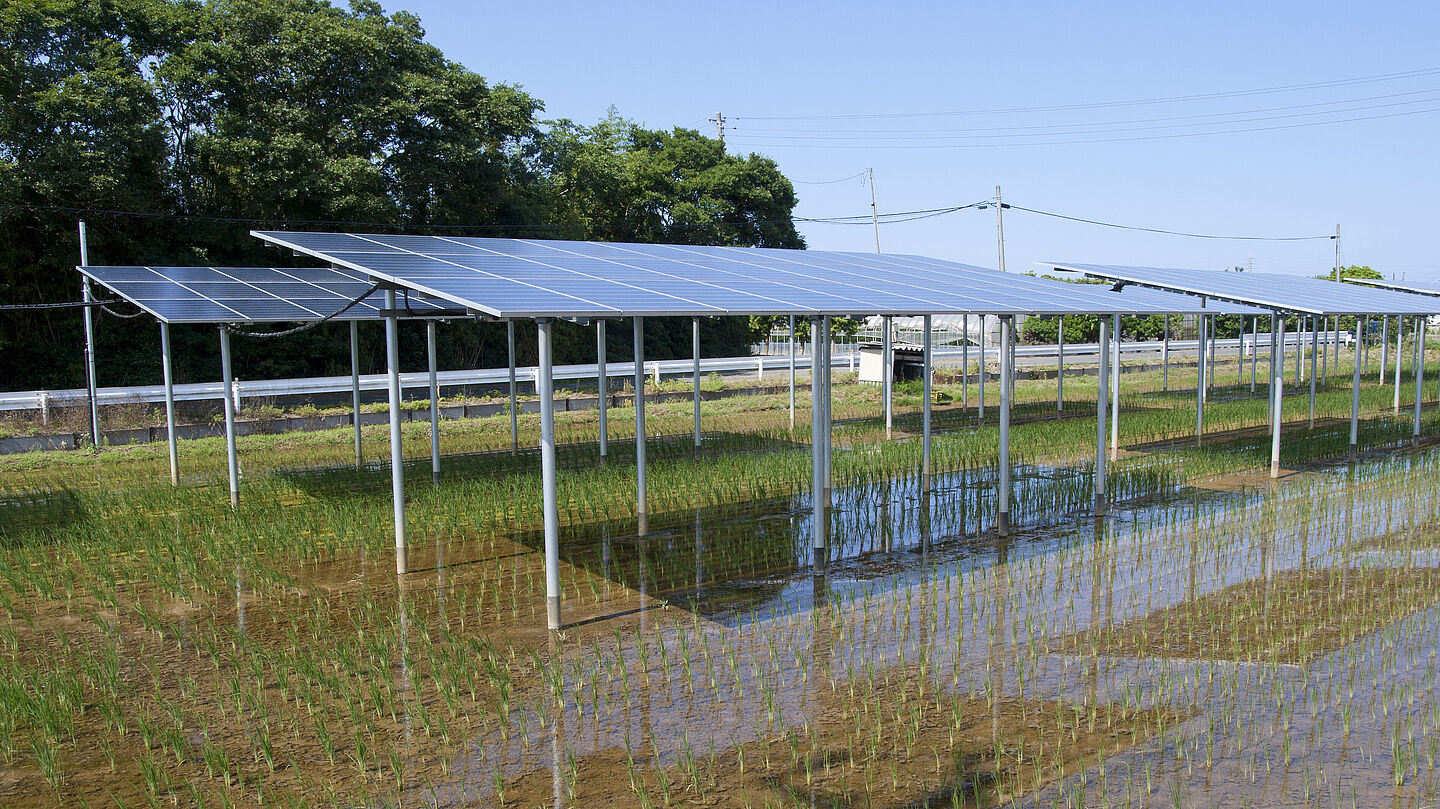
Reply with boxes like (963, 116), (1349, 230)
(1110, 314), (1120, 461)
(537, 319), (561, 630)
(961, 318), (969, 409)
(219, 326), (239, 510)
(1094, 316), (1109, 516)
(1250, 316), (1258, 393)
(1208, 315), (1217, 393)
(882, 315), (893, 439)
(350, 320), (362, 469)
(79, 221), (100, 449)
(787, 315), (796, 429)
(597, 320), (608, 461)
(977, 316), (986, 420)
(1350, 328), (1363, 455)
(1195, 315), (1206, 446)
(384, 290), (407, 575)
(1056, 315), (1065, 411)
(160, 322), (178, 485)
(1414, 317), (1424, 439)
(692, 317), (701, 450)
(507, 321), (518, 454)
(1322, 314), (1329, 378)
(1271, 313), (1284, 479)
(998, 316), (1012, 535)
(1309, 316), (1318, 429)
(1162, 315), (1169, 392)
(1381, 316), (1390, 382)
(633, 317), (648, 535)
(1395, 316), (1404, 415)
(427, 320), (440, 486)
(922, 314), (932, 494)
(822, 316), (832, 502)
(810, 317), (825, 569)
(1293, 314), (1302, 388)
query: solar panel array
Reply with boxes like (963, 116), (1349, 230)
(1048, 262), (1440, 316)
(1348, 278), (1440, 299)
(77, 266), (455, 324)
(252, 231), (1214, 319)
(1037, 276), (1269, 316)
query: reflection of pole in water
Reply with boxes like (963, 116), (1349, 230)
(436, 533), (446, 624)
(694, 508), (703, 593)
(880, 491), (893, 554)
(235, 564), (246, 637)
(601, 523), (612, 603)
(920, 490), (932, 562)
(548, 632), (566, 809)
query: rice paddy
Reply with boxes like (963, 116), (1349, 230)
(1, 346), (1439, 807)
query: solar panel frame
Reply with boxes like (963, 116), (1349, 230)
(1046, 262), (1440, 316)
(252, 231), (1218, 318)
(77, 266), (460, 324)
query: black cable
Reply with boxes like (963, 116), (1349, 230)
(0, 299), (120, 311)
(224, 282), (381, 338)
(1006, 204), (1334, 241)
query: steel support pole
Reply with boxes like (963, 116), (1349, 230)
(350, 320), (363, 468)
(633, 317), (648, 535)
(1309, 317), (1318, 430)
(597, 320), (608, 461)
(1350, 327), (1363, 455)
(1195, 315), (1206, 446)
(692, 317), (701, 450)
(160, 322), (178, 485)
(787, 315), (796, 429)
(882, 316), (893, 439)
(219, 327), (239, 510)
(1322, 315), (1329, 378)
(1094, 316), (1109, 516)
(507, 321), (518, 454)
(961, 319), (969, 409)
(1395, 316), (1404, 415)
(977, 316), (986, 419)
(537, 319), (561, 630)
(1271, 313), (1284, 479)
(922, 314), (932, 494)
(822, 316), (832, 502)
(1381, 316), (1390, 382)
(998, 316), (1012, 535)
(427, 320), (440, 486)
(1110, 314), (1120, 461)
(1294, 315), (1302, 388)
(1250, 316), (1258, 393)
(1414, 317), (1424, 439)
(384, 291), (407, 575)
(810, 317), (825, 570)
(79, 222), (100, 449)
(1208, 315), (1217, 392)
(1161, 316), (1169, 392)
(1056, 315), (1064, 411)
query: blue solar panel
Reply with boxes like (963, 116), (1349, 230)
(1048, 263), (1440, 316)
(242, 232), (1235, 319)
(77, 266), (456, 323)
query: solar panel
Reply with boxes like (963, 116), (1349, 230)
(1348, 278), (1440, 299)
(252, 231), (1217, 318)
(77, 266), (457, 324)
(1046, 262), (1440, 316)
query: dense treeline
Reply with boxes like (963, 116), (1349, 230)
(0, 0), (802, 391)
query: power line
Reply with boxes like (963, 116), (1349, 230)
(1005, 204), (1335, 241)
(790, 171), (868, 185)
(734, 66), (1440, 121)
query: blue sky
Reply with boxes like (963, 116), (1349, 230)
(389, 0), (1440, 281)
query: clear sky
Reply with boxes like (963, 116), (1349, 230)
(386, 0), (1440, 282)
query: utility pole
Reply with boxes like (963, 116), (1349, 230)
(868, 168), (881, 254)
(995, 186), (1007, 272)
(709, 112), (725, 144)
(1333, 224), (1341, 283)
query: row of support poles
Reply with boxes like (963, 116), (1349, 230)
(1094, 316), (1110, 515)
(787, 315), (796, 430)
(997, 316), (1011, 534)
(507, 321), (519, 454)
(350, 321), (363, 469)
(384, 289), (407, 574)
(882, 316), (893, 439)
(1110, 314), (1120, 460)
(160, 323), (178, 485)
(1270, 311), (1285, 478)
(597, 320), (607, 462)
(634, 317), (648, 535)
(922, 315), (932, 493)
(693, 317), (702, 450)
(428, 321), (440, 486)
(219, 326), (239, 510)
(1056, 316), (1064, 411)
(537, 319), (561, 630)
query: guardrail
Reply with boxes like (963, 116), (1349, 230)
(1, 333), (1337, 415)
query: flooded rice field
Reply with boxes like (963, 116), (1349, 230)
(2, 423), (1440, 807)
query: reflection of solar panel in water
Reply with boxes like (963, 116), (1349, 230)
(250, 231), (1217, 319)
(76, 266), (455, 323)
(1048, 262), (1440, 316)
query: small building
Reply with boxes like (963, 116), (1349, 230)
(858, 342), (926, 383)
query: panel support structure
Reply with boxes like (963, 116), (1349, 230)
(350, 321), (362, 469)
(810, 317), (826, 572)
(634, 317), (648, 535)
(1110, 314), (1120, 460)
(219, 326), (239, 510)
(1056, 316), (1065, 411)
(787, 315), (796, 429)
(1270, 312), (1285, 479)
(922, 314), (932, 494)
(537, 319), (561, 630)
(1195, 314), (1206, 446)
(1309, 317), (1318, 430)
(1414, 317), (1425, 440)
(427, 320), (440, 486)
(998, 316), (1012, 535)
(1161, 316), (1169, 392)
(882, 315), (893, 439)
(597, 320), (608, 461)
(1395, 316), (1404, 415)
(384, 290), (407, 575)
(507, 321), (518, 454)
(692, 317), (702, 450)
(1350, 327), (1363, 455)
(160, 322), (178, 485)
(1094, 316), (1109, 516)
